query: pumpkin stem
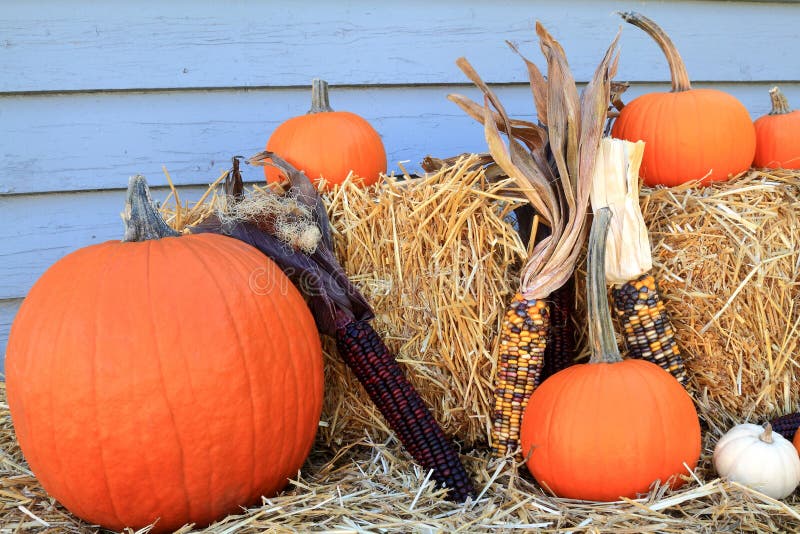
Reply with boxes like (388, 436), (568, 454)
(768, 86), (793, 115)
(122, 175), (180, 242)
(587, 207), (623, 364)
(760, 423), (775, 444)
(619, 12), (691, 92)
(308, 78), (334, 114)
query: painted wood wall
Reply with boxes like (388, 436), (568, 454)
(1, 0), (799, 367)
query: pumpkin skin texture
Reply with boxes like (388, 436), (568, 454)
(265, 79), (386, 187)
(519, 359), (701, 501)
(753, 87), (800, 169)
(612, 12), (755, 187)
(612, 89), (756, 186)
(795, 426), (800, 455)
(6, 231), (323, 532)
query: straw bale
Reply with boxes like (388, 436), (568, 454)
(640, 169), (800, 418)
(318, 157), (528, 447)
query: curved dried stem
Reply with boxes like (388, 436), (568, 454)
(619, 11), (691, 92)
(122, 175), (180, 242)
(587, 208), (623, 364)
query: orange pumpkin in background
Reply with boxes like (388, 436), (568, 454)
(264, 79), (387, 187)
(611, 12), (755, 187)
(5, 177), (324, 533)
(520, 209), (701, 501)
(753, 87), (800, 169)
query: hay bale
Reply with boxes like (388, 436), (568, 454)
(641, 169), (800, 418)
(319, 157), (527, 446)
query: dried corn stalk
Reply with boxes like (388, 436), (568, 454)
(450, 23), (620, 456)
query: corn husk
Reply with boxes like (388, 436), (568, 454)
(449, 25), (620, 300)
(590, 138), (652, 284)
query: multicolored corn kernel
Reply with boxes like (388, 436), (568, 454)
(542, 278), (577, 381)
(770, 412), (800, 441)
(612, 273), (688, 385)
(335, 320), (475, 502)
(491, 293), (549, 457)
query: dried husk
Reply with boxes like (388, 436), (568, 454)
(590, 138), (652, 284)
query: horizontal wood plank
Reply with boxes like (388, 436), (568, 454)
(2, 0), (798, 93)
(0, 186), (210, 300)
(3, 82), (797, 195)
(0, 299), (22, 371)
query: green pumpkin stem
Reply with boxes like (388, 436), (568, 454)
(768, 87), (792, 115)
(587, 207), (623, 364)
(308, 78), (334, 114)
(619, 12), (691, 93)
(122, 175), (180, 242)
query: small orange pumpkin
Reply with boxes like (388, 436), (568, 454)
(753, 87), (800, 169)
(264, 79), (387, 187)
(519, 208), (701, 501)
(6, 177), (324, 533)
(611, 12), (755, 186)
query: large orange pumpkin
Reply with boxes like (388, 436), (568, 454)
(753, 86), (800, 169)
(611, 12), (755, 187)
(519, 208), (701, 501)
(5, 177), (324, 533)
(264, 78), (387, 187)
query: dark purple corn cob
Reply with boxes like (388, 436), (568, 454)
(770, 412), (800, 441)
(541, 277), (577, 381)
(336, 320), (475, 501)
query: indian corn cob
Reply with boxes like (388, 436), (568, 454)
(194, 153), (474, 501)
(452, 25), (619, 456)
(770, 412), (800, 441)
(612, 274), (687, 384)
(542, 277), (577, 380)
(336, 320), (474, 500)
(492, 294), (550, 456)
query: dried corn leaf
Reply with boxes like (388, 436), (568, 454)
(452, 24), (619, 300)
(506, 39), (549, 126)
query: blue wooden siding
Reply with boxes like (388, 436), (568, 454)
(1, 0), (799, 365)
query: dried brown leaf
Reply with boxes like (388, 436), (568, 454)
(536, 21), (581, 208)
(447, 93), (546, 152)
(506, 40), (549, 126)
